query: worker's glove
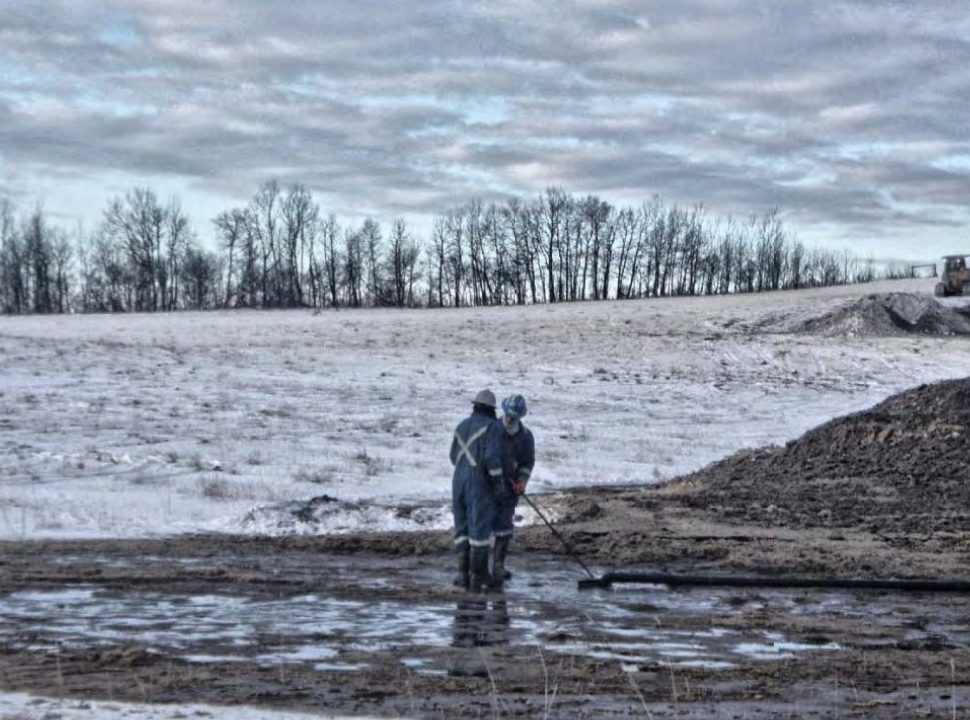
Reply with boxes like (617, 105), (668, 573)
(513, 479), (527, 496)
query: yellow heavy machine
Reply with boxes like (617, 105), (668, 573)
(934, 255), (970, 297)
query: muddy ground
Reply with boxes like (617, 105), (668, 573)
(3, 377), (970, 718)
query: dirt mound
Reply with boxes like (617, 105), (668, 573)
(672, 377), (970, 532)
(796, 292), (970, 336)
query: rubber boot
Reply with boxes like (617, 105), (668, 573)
(489, 536), (511, 592)
(452, 544), (470, 590)
(469, 546), (491, 593)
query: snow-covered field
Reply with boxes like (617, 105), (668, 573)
(1, 276), (966, 542)
(3, 277), (970, 720)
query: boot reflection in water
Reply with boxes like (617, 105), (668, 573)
(452, 596), (489, 648)
(452, 597), (512, 648)
(487, 598), (511, 641)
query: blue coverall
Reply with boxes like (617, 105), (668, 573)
(450, 407), (497, 551)
(485, 419), (536, 538)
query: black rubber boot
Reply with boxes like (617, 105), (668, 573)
(489, 536), (511, 592)
(452, 544), (470, 589)
(469, 546), (491, 593)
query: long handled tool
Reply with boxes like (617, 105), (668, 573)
(521, 493), (598, 582)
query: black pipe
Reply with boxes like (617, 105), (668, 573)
(578, 571), (970, 592)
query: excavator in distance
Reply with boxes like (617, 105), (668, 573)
(934, 254), (970, 297)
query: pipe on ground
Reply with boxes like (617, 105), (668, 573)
(578, 571), (970, 592)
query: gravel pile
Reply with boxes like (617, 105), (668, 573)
(794, 292), (970, 336)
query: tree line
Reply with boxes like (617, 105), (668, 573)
(0, 182), (909, 315)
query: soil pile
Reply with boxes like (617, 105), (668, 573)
(795, 292), (970, 336)
(673, 377), (970, 533)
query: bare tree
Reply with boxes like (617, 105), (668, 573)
(356, 218), (384, 306)
(714, 217), (740, 294)
(180, 246), (221, 309)
(102, 187), (167, 311)
(786, 238), (805, 289)
(558, 197), (582, 301)
(613, 205), (642, 299)
(319, 213), (342, 309)
(501, 198), (535, 305)
(463, 199), (494, 306)
(676, 205), (707, 296)
(78, 228), (131, 312)
(754, 208), (788, 292)
(385, 218), (421, 307)
(523, 203), (549, 303)
(343, 226), (364, 308)
(536, 186), (571, 303)
(238, 208), (261, 307)
(482, 202), (513, 305)
(24, 206), (54, 313)
(163, 198), (193, 310)
(428, 215), (449, 308)
(444, 208), (467, 307)
(247, 181), (283, 307)
(0, 198), (26, 314)
(578, 195), (614, 301)
(280, 184), (319, 307)
(213, 208), (248, 308)
(48, 226), (74, 313)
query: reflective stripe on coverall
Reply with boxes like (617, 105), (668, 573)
(450, 411), (496, 548)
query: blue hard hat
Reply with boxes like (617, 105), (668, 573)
(501, 394), (528, 419)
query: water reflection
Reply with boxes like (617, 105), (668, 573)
(3, 579), (899, 669)
(452, 596), (511, 648)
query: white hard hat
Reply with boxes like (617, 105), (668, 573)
(473, 389), (497, 408)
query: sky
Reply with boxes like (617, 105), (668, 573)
(1, 1), (969, 264)
(2, 276), (969, 718)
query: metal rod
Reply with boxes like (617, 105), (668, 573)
(520, 492), (596, 579)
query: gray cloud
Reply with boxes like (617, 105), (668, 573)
(1, 0), (969, 260)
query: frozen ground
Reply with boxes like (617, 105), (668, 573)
(0, 276), (967, 543)
(3, 277), (970, 720)
(0, 693), (361, 720)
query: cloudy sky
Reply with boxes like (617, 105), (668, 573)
(1, 0), (968, 262)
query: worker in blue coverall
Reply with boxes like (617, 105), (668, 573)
(450, 389), (498, 592)
(484, 394), (535, 592)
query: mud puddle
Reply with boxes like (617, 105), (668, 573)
(4, 541), (970, 719)
(5, 553), (966, 672)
